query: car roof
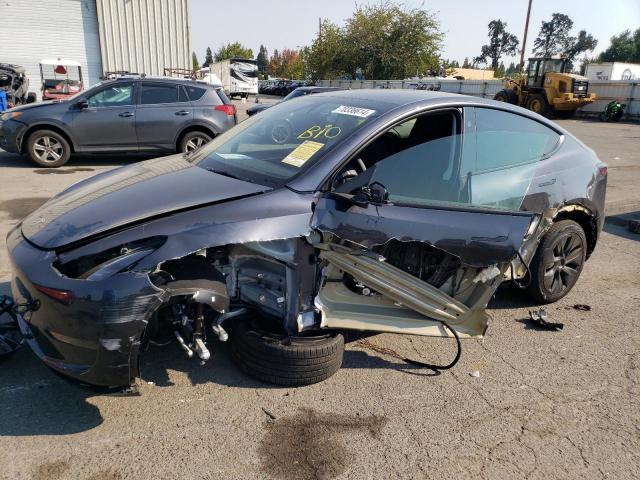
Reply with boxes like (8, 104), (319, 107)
(311, 88), (565, 129)
(108, 76), (217, 88)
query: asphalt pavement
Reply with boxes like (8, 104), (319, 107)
(0, 105), (638, 480)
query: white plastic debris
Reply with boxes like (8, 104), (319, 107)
(470, 370), (481, 378)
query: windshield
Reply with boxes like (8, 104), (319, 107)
(188, 95), (384, 187)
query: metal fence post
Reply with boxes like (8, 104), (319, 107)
(482, 82), (488, 98)
(629, 82), (637, 118)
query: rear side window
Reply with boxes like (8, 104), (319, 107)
(185, 86), (206, 101)
(216, 88), (231, 105)
(140, 84), (178, 104)
(475, 108), (560, 171)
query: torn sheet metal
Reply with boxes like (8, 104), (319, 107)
(311, 195), (535, 268)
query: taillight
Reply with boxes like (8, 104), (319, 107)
(215, 104), (236, 116)
(34, 284), (74, 305)
(599, 166), (608, 176)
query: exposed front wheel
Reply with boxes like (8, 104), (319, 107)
(527, 220), (587, 303)
(27, 130), (71, 167)
(230, 319), (344, 386)
(180, 131), (212, 153)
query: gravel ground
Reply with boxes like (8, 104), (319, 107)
(0, 105), (638, 480)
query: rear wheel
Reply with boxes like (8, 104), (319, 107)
(180, 131), (212, 153)
(526, 93), (551, 118)
(527, 220), (587, 303)
(26, 129), (71, 167)
(230, 318), (344, 386)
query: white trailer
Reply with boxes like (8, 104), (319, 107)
(209, 58), (258, 98)
(585, 62), (640, 81)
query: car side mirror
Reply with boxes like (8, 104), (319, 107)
(75, 100), (88, 110)
(368, 182), (389, 205)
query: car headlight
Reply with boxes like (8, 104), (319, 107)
(0, 111), (23, 121)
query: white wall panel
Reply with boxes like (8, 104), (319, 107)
(0, 0), (102, 99)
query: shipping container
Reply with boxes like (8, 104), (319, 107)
(585, 62), (640, 81)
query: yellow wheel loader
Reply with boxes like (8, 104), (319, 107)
(494, 57), (596, 119)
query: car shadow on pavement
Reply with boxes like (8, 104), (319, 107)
(604, 212), (640, 242)
(0, 150), (158, 169)
(0, 349), (104, 436)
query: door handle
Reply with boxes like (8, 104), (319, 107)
(119, 112), (134, 117)
(175, 110), (190, 116)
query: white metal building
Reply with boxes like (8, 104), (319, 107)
(0, 0), (191, 99)
(584, 62), (640, 81)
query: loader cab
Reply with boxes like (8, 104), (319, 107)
(526, 58), (567, 88)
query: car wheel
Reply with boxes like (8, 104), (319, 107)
(494, 89), (517, 104)
(230, 318), (344, 386)
(27, 130), (71, 167)
(527, 220), (587, 303)
(180, 131), (212, 153)
(526, 93), (551, 118)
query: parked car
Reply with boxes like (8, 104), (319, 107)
(0, 63), (36, 108)
(247, 86), (342, 116)
(0, 76), (236, 167)
(7, 90), (606, 388)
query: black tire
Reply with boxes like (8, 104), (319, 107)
(180, 130), (212, 153)
(555, 110), (576, 119)
(599, 112), (610, 122)
(526, 220), (587, 303)
(494, 89), (517, 104)
(230, 319), (344, 386)
(526, 93), (551, 118)
(26, 92), (37, 104)
(26, 129), (71, 167)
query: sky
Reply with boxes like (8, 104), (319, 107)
(190, 0), (640, 68)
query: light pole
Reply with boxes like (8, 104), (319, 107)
(519, 0), (533, 73)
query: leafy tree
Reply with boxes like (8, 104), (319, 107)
(256, 45), (269, 74)
(214, 42), (254, 62)
(203, 47), (213, 67)
(495, 61), (506, 78)
(532, 14), (597, 70)
(474, 20), (519, 71)
(533, 13), (573, 56)
(192, 51), (199, 71)
(305, 2), (442, 81)
(599, 28), (640, 62)
(505, 61), (517, 75)
(564, 30), (597, 70)
(462, 57), (471, 68)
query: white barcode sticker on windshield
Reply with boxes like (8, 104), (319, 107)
(331, 105), (376, 118)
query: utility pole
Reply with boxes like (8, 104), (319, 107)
(519, 0), (533, 73)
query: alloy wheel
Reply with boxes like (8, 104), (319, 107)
(185, 135), (208, 152)
(542, 231), (585, 295)
(33, 136), (64, 163)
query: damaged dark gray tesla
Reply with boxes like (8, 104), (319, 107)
(7, 90), (607, 387)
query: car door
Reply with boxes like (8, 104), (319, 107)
(70, 82), (138, 151)
(310, 107), (549, 338)
(135, 82), (193, 151)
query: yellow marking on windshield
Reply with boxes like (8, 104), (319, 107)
(297, 124), (342, 140)
(282, 140), (325, 167)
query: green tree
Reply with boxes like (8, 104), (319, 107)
(564, 30), (598, 70)
(192, 51), (199, 71)
(599, 28), (640, 62)
(305, 3), (442, 81)
(495, 61), (506, 78)
(474, 20), (519, 71)
(214, 42), (254, 62)
(533, 13), (573, 56)
(256, 45), (269, 74)
(505, 61), (517, 75)
(462, 57), (471, 68)
(203, 47), (213, 67)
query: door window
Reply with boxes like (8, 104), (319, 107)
(140, 84), (180, 104)
(333, 107), (559, 212)
(86, 84), (133, 107)
(464, 108), (560, 210)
